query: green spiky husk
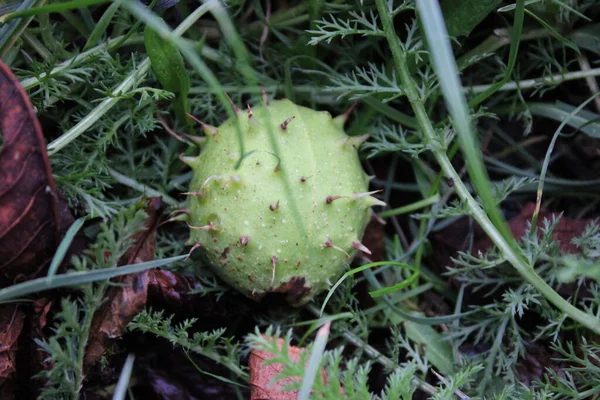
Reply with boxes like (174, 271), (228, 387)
(186, 99), (373, 305)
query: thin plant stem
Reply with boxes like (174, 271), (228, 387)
(375, 0), (600, 334)
(468, 67), (600, 93)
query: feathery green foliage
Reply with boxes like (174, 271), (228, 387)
(2, 0), (600, 398)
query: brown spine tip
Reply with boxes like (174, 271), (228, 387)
(183, 134), (207, 147)
(325, 195), (347, 204)
(159, 208), (190, 226)
(365, 195), (387, 207)
(372, 213), (386, 225)
(341, 134), (370, 148)
(324, 239), (349, 257)
(187, 113), (219, 137)
(300, 175), (313, 183)
(168, 208), (189, 217)
(296, 260), (301, 268)
(187, 221), (215, 231)
(185, 242), (203, 260)
(280, 116), (295, 130)
(179, 154), (198, 167)
(261, 86), (270, 105)
(224, 92), (240, 113)
(246, 104), (253, 119)
(240, 236), (249, 246)
(269, 201), (280, 211)
(352, 241), (372, 255)
(333, 100), (359, 127)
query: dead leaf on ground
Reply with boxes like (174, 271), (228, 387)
(361, 216), (386, 262)
(0, 304), (26, 399)
(84, 197), (166, 370)
(472, 203), (592, 255)
(0, 60), (74, 284)
(26, 297), (55, 397)
(249, 337), (330, 400)
(433, 202), (593, 267)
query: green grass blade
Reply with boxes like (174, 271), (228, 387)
(83, 1), (120, 51)
(0, 0), (109, 22)
(529, 92), (600, 231)
(46, 217), (86, 283)
(418, 0), (516, 248)
(298, 321), (330, 400)
(184, 351), (248, 388)
(112, 354), (135, 400)
(467, 0), (525, 108)
(379, 194), (440, 218)
(0, 255), (185, 302)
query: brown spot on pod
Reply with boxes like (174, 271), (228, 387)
(272, 277), (310, 295)
(219, 247), (230, 263)
(272, 277), (312, 306)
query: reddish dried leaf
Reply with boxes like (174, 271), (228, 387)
(361, 216), (386, 262)
(84, 198), (166, 370)
(0, 304), (26, 399)
(473, 203), (591, 255)
(249, 338), (304, 400)
(249, 337), (330, 400)
(27, 297), (56, 396)
(0, 60), (72, 283)
(433, 203), (592, 267)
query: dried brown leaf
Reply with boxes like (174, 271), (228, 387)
(472, 203), (591, 255)
(249, 337), (330, 400)
(0, 60), (73, 283)
(84, 198), (165, 370)
(0, 304), (26, 399)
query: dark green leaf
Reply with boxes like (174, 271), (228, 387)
(440, 0), (502, 37)
(144, 21), (190, 122)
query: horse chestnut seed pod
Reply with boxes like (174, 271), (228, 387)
(182, 98), (382, 305)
